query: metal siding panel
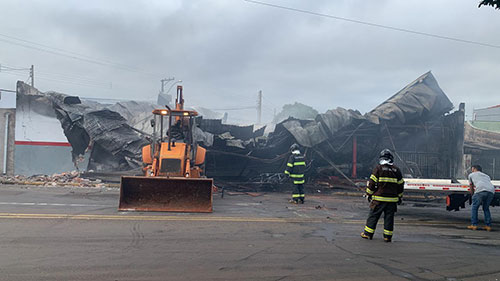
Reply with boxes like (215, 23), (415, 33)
(14, 145), (74, 176)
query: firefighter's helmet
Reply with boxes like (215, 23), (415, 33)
(379, 149), (394, 162)
(290, 143), (300, 152)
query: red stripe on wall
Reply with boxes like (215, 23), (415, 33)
(15, 141), (71, 147)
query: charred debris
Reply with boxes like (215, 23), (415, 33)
(16, 72), (474, 188)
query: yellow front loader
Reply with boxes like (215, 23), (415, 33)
(119, 86), (213, 212)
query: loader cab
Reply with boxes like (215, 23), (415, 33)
(152, 108), (197, 149)
(146, 108), (204, 177)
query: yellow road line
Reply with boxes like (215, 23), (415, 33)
(0, 212), (326, 223)
(0, 212), (464, 226)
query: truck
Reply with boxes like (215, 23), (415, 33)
(403, 178), (500, 211)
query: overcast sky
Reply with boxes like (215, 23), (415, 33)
(1, 0), (499, 124)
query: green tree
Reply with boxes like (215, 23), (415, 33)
(479, 0), (500, 9)
(273, 102), (319, 123)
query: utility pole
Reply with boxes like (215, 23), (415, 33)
(157, 77), (175, 107)
(160, 77), (175, 93)
(30, 65), (34, 87)
(257, 90), (262, 124)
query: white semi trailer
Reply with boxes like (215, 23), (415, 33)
(403, 178), (500, 211)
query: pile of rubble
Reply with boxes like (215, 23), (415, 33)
(15, 71), (466, 182)
(0, 171), (110, 188)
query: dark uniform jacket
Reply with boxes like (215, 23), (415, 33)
(285, 152), (306, 184)
(366, 164), (404, 202)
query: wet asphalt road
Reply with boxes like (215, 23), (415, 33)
(0, 185), (499, 281)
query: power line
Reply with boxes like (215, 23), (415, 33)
(2, 62), (108, 84)
(0, 33), (162, 76)
(0, 65), (30, 71)
(36, 68), (113, 84)
(35, 76), (112, 89)
(225, 116), (257, 123)
(222, 92), (256, 102)
(262, 104), (276, 113)
(211, 106), (257, 111)
(0, 37), (117, 67)
(0, 33), (132, 68)
(3, 67), (30, 85)
(1, 67), (111, 89)
(0, 63), (29, 70)
(1, 63), (112, 89)
(0, 71), (26, 78)
(243, 0), (500, 49)
(36, 72), (110, 87)
(261, 95), (280, 110)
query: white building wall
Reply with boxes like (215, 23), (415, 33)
(0, 91), (16, 175)
(474, 106), (500, 122)
(14, 89), (75, 175)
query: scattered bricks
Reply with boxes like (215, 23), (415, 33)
(0, 170), (111, 188)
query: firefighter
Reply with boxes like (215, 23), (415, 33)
(361, 149), (404, 242)
(284, 143), (306, 204)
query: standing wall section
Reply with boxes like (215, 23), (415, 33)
(0, 90), (16, 175)
(14, 83), (75, 176)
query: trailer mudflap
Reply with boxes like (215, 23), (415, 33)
(446, 193), (470, 211)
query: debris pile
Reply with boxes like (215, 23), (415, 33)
(200, 71), (463, 182)
(17, 82), (150, 172)
(16, 71), (470, 184)
(0, 171), (110, 188)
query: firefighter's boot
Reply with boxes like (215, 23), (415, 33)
(383, 229), (393, 242)
(383, 235), (392, 243)
(360, 232), (373, 240)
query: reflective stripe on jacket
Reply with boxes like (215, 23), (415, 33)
(285, 152), (306, 185)
(367, 164), (404, 202)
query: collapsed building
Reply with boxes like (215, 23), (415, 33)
(202, 71), (465, 183)
(9, 71), (499, 183)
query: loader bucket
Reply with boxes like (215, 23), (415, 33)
(119, 176), (213, 213)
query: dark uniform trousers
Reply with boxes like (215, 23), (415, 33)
(364, 201), (396, 239)
(292, 184), (305, 203)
